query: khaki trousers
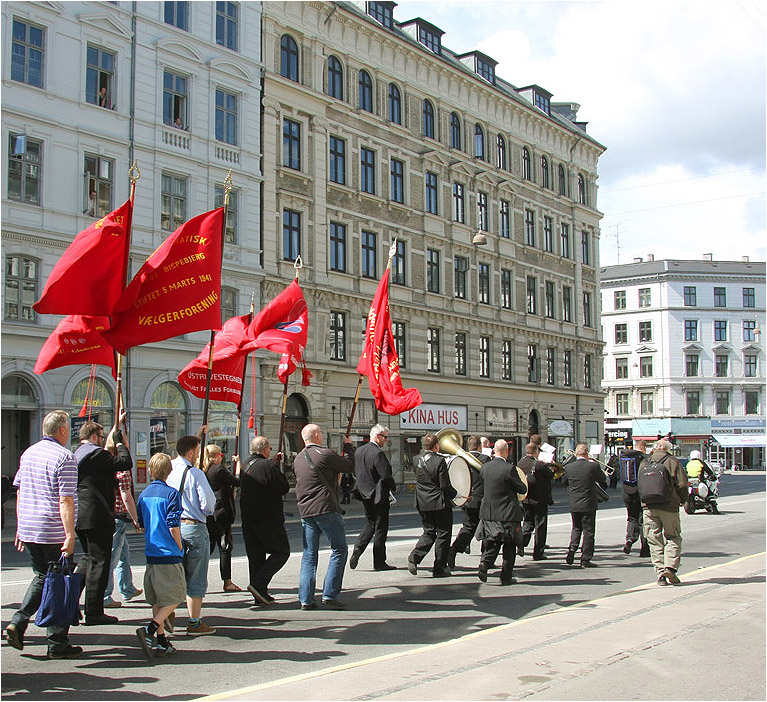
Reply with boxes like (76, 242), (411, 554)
(642, 507), (682, 576)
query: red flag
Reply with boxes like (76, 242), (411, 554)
(277, 353), (312, 386)
(177, 314), (251, 405)
(33, 200), (132, 316)
(357, 269), (422, 415)
(33, 316), (116, 377)
(103, 208), (224, 354)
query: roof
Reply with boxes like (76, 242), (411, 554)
(600, 259), (766, 282)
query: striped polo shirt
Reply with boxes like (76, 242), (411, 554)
(13, 436), (78, 544)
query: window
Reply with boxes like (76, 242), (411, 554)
(640, 355), (653, 378)
(476, 57), (495, 83)
(501, 269), (512, 309)
(425, 172), (438, 214)
(501, 340), (513, 380)
(392, 321), (406, 367)
(390, 158), (404, 203)
(427, 328), (441, 372)
(329, 222), (346, 272)
(478, 263), (490, 304)
(477, 192), (488, 231)
(522, 147), (532, 180)
(584, 354), (593, 388)
(283, 209), (301, 260)
(474, 124), (485, 159)
(215, 89), (237, 145)
(214, 186), (237, 244)
(743, 320), (757, 341)
(454, 332), (467, 375)
(583, 292), (592, 327)
(525, 210), (536, 246)
(368, 1), (393, 28)
(714, 320), (727, 341)
(84, 154), (113, 217)
(329, 311), (346, 361)
(327, 56), (343, 99)
(4, 256), (38, 322)
(713, 287), (727, 307)
(684, 320), (698, 341)
(545, 281), (555, 318)
(526, 276), (538, 315)
(745, 354), (758, 377)
(11, 19), (45, 88)
(358, 70), (373, 112)
(216, 1), (238, 50)
(684, 286), (697, 306)
(535, 91), (550, 114)
(388, 83), (401, 124)
(558, 164), (567, 195)
(422, 100), (435, 138)
(163, 70), (187, 127)
(221, 286), (237, 320)
(560, 223), (570, 258)
(615, 323), (628, 345)
(686, 354), (699, 377)
(639, 321), (652, 342)
(527, 344), (539, 382)
(426, 249), (440, 293)
(85, 45), (115, 108)
(360, 147), (376, 194)
(562, 286), (572, 322)
(161, 173), (186, 231)
(329, 136), (346, 185)
(454, 256), (467, 299)
(563, 350), (572, 386)
(499, 200), (510, 238)
(616, 357), (628, 379)
(164, 2), (189, 30)
(497, 135), (506, 169)
(418, 25), (442, 54)
(453, 182), (465, 223)
(546, 348), (555, 385)
(391, 239), (406, 285)
(614, 290), (626, 310)
(641, 392), (654, 415)
(745, 391), (759, 415)
(541, 156), (550, 188)
(577, 174), (588, 205)
(450, 112), (461, 149)
(543, 216), (553, 252)
(581, 231), (590, 265)
(715, 354), (729, 378)
(361, 231), (377, 279)
(686, 392), (701, 416)
(638, 288), (651, 308)
(743, 287), (755, 308)
(479, 336), (490, 378)
(616, 393), (629, 415)
(283, 118), (301, 170)
(715, 391), (730, 415)
(280, 35), (299, 81)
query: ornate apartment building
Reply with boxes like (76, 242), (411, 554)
(259, 1), (606, 478)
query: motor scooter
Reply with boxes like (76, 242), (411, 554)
(684, 477), (720, 514)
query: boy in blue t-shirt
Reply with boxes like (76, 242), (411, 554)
(135, 453), (185, 658)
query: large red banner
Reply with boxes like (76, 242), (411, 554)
(33, 315), (116, 376)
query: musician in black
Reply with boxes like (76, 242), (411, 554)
(448, 435), (488, 569)
(518, 442), (554, 561)
(408, 434), (456, 577)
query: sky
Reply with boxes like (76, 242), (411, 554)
(394, 0), (766, 267)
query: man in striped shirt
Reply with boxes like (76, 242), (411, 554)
(5, 410), (82, 659)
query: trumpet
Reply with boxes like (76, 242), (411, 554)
(564, 449), (614, 474)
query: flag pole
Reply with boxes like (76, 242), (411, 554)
(113, 161), (140, 433)
(198, 170), (232, 467)
(346, 239), (397, 437)
(232, 292), (255, 472)
(277, 257), (302, 467)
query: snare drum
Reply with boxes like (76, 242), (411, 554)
(446, 455), (472, 507)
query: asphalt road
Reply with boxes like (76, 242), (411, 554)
(1, 472), (764, 700)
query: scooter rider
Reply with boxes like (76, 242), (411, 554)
(686, 450), (716, 486)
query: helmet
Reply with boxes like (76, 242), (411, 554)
(689, 450), (702, 460)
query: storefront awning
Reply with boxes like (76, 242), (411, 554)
(712, 434), (766, 448)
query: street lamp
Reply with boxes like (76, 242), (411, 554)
(472, 231), (488, 246)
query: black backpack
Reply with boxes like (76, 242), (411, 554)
(619, 455), (641, 486)
(637, 454), (673, 505)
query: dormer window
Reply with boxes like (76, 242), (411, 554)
(401, 19), (444, 55)
(518, 85), (553, 116)
(457, 51), (498, 86)
(419, 25), (441, 54)
(367, 2), (394, 29)
(535, 92), (550, 115)
(476, 57), (495, 84)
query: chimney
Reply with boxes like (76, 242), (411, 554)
(633, 257), (643, 263)
(703, 253), (713, 261)
(647, 254), (655, 262)
(743, 256), (750, 263)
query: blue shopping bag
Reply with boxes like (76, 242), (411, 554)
(35, 554), (82, 628)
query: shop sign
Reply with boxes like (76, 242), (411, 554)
(549, 419), (573, 436)
(606, 428), (631, 444)
(399, 404), (467, 431)
(710, 418), (765, 435)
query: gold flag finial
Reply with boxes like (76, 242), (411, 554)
(223, 169), (233, 195)
(294, 255), (303, 280)
(128, 160), (141, 183)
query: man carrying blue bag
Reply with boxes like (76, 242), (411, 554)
(5, 410), (83, 659)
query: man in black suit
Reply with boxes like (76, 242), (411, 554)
(518, 442), (554, 561)
(74, 416), (132, 625)
(350, 424), (397, 571)
(240, 436), (289, 605)
(562, 443), (607, 568)
(448, 435), (488, 568)
(476, 439), (528, 585)
(408, 434), (456, 577)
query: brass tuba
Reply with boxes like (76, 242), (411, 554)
(436, 428), (483, 471)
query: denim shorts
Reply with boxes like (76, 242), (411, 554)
(180, 523), (210, 598)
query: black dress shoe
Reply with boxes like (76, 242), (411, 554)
(322, 599), (347, 610)
(300, 602), (317, 610)
(6, 624), (23, 651)
(85, 613), (119, 626)
(532, 553), (547, 561)
(580, 560), (597, 568)
(47, 645), (83, 659)
(477, 564), (488, 582)
(499, 578), (516, 586)
(407, 558), (418, 575)
(349, 552), (360, 570)
(447, 548), (457, 569)
(623, 541), (633, 555)
(374, 563), (397, 571)
(432, 568), (451, 578)
(565, 551), (575, 565)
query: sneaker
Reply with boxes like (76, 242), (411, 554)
(565, 551), (575, 566)
(6, 623), (23, 651)
(300, 602), (317, 611)
(186, 620), (215, 636)
(247, 584), (273, 606)
(164, 612), (175, 633)
(104, 599), (122, 609)
(136, 626), (154, 659)
(663, 568), (681, 585)
(47, 644), (83, 660)
(477, 564), (488, 583)
(407, 558), (418, 576)
(321, 599), (347, 610)
(658, 574), (669, 586)
(124, 588), (143, 602)
(154, 641), (177, 657)
(623, 541), (632, 555)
